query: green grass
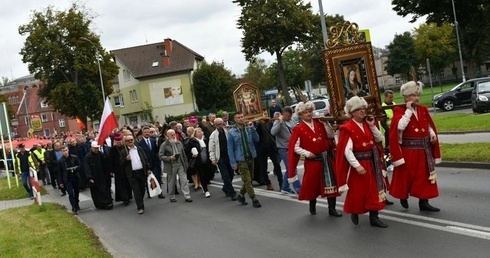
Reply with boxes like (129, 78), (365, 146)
(432, 112), (490, 132)
(0, 203), (111, 257)
(440, 143), (490, 163)
(0, 177), (47, 201)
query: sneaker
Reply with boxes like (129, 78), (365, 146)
(252, 199), (262, 208)
(138, 209), (144, 215)
(205, 191), (211, 198)
(185, 198), (193, 202)
(237, 194), (248, 205)
(281, 189), (295, 195)
(266, 184), (274, 191)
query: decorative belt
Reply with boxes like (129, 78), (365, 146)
(401, 137), (429, 149)
(353, 151), (373, 160)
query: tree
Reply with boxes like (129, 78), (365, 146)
(413, 23), (457, 84)
(243, 58), (270, 91)
(233, 0), (316, 105)
(18, 4), (119, 124)
(1, 77), (12, 86)
(192, 61), (237, 111)
(392, 0), (490, 66)
(384, 32), (418, 81)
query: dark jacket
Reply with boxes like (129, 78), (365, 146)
(58, 154), (81, 183)
(119, 145), (151, 178)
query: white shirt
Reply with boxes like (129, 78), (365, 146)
(129, 146), (143, 171)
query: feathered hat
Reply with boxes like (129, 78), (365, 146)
(295, 101), (315, 115)
(400, 81), (423, 97)
(344, 96), (368, 117)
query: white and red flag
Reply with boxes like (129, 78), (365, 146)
(97, 98), (118, 145)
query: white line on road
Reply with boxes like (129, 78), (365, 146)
(209, 180), (490, 241)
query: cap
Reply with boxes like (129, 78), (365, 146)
(114, 133), (123, 141)
(91, 141), (100, 148)
(18, 143), (25, 148)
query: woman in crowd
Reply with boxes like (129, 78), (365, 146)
(184, 127), (212, 197)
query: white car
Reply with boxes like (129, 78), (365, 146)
(290, 98), (331, 123)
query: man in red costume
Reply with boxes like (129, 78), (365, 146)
(389, 81), (441, 212)
(288, 101), (342, 217)
(336, 96), (388, 228)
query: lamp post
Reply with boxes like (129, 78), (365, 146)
(80, 37), (106, 101)
(318, 0), (328, 50)
(451, 0), (466, 82)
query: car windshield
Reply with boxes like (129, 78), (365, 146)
(478, 82), (490, 93)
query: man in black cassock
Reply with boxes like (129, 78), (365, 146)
(84, 141), (113, 209)
(109, 133), (133, 205)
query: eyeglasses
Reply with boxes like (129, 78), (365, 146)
(126, 139), (134, 142)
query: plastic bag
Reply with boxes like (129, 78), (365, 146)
(147, 173), (162, 197)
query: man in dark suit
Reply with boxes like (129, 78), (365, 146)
(120, 135), (152, 215)
(138, 126), (164, 198)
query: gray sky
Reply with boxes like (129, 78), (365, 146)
(0, 0), (423, 81)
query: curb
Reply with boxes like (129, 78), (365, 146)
(438, 131), (490, 134)
(436, 161), (489, 169)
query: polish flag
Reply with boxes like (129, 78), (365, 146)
(97, 98), (118, 145)
(76, 116), (86, 130)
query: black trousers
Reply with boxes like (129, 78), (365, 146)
(128, 170), (147, 210)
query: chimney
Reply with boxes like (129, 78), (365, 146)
(161, 51), (170, 67)
(164, 38), (173, 55)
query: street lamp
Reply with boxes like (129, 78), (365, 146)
(80, 37), (106, 101)
(451, 0), (466, 82)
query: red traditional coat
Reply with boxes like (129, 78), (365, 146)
(288, 120), (340, 200)
(336, 119), (386, 214)
(389, 105), (440, 200)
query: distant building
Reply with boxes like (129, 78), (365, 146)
(1, 75), (80, 138)
(110, 38), (204, 126)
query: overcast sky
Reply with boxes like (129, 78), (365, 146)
(0, 0), (424, 81)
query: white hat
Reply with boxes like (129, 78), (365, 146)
(294, 101), (315, 115)
(344, 96), (368, 117)
(91, 141), (100, 148)
(400, 81), (423, 97)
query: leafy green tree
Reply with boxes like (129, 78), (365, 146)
(18, 4), (119, 124)
(413, 23), (456, 84)
(193, 61), (237, 111)
(233, 0), (316, 105)
(1, 77), (12, 86)
(392, 0), (490, 66)
(243, 58), (269, 91)
(384, 32), (418, 81)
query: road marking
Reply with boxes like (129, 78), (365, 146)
(209, 180), (490, 240)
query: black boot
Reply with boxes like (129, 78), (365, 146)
(327, 198), (342, 217)
(385, 199), (394, 205)
(400, 199), (409, 209)
(419, 199), (440, 212)
(351, 214), (359, 225)
(309, 199), (317, 215)
(369, 211), (388, 228)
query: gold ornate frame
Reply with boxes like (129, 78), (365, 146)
(321, 24), (383, 120)
(233, 83), (263, 121)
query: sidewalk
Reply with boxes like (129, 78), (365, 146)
(0, 191), (58, 211)
(438, 132), (490, 143)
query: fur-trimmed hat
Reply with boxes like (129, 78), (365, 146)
(344, 96), (368, 117)
(400, 81), (423, 97)
(294, 101), (315, 115)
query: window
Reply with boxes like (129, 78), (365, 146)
(123, 69), (131, 82)
(395, 76), (401, 84)
(25, 116), (31, 126)
(129, 116), (138, 126)
(44, 129), (50, 137)
(130, 90), (138, 102)
(40, 101), (48, 108)
(59, 119), (65, 127)
(440, 70), (445, 79)
(114, 94), (124, 107)
(8, 95), (19, 104)
(486, 63), (490, 71)
(41, 114), (48, 122)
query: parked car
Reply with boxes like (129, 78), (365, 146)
(471, 80), (490, 113)
(432, 77), (490, 111)
(290, 97), (331, 123)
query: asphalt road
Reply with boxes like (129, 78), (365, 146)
(52, 162), (489, 258)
